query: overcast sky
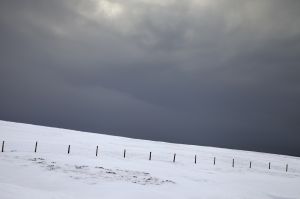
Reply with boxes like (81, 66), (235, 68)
(1, 0), (300, 156)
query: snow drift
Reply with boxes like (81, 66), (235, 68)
(0, 120), (300, 199)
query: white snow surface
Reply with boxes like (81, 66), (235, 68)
(0, 120), (300, 199)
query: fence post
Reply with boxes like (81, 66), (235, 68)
(232, 158), (235, 168)
(68, 145), (70, 154)
(96, 145), (98, 157)
(34, 141), (38, 153)
(149, 152), (152, 160)
(173, 153), (176, 163)
(194, 155), (197, 164)
(123, 149), (126, 158)
(269, 162), (271, 170)
(1, 141), (4, 152)
(286, 164), (288, 172)
(250, 161), (252, 168)
(214, 157), (216, 165)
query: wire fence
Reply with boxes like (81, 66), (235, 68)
(1, 140), (298, 174)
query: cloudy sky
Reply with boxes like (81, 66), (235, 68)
(1, 0), (300, 156)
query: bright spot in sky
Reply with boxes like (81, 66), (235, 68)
(96, 0), (123, 19)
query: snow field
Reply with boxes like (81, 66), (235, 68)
(1, 120), (300, 199)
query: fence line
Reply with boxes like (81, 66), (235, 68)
(0, 140), (293, 173)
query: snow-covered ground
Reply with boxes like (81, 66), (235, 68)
(0, 120), (300, 199)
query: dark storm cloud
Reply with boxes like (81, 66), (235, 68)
(1, 0), (300, 156)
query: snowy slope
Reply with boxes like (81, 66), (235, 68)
(0, 120), (300, 199)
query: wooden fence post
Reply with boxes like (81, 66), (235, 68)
(96, 145), (98, 157)
(250, 161), (252, 168)
(286, 164), (288, 172)
(214, 157), (216, 165)
(1, 141), (4, 152)
(123, 149), (126, 158)
(269, 162), (271, 170)
(149, 152), (152, 160)
(34, 141), (38, 153)
(194, 155), (197, 164)
(173, 153), (176, 162)
(68, 145), (71, 154)
(232, 158), (235, 168)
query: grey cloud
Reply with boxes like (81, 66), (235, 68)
(0, 0), (300, 156)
